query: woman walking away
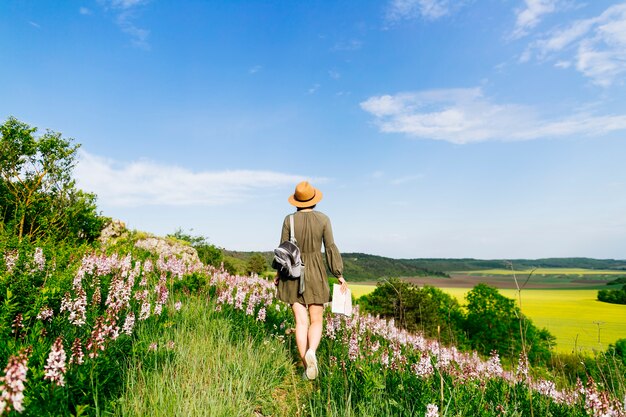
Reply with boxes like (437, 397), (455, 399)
(275, 181), (348, 380)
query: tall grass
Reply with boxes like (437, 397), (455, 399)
(115, 296), (302, 417)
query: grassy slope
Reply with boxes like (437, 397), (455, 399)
(115, 296), (304, 417)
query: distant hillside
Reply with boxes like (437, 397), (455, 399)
(222, 250), (626, 281)
(223, 250), (447, 282)
(342, 253), (447, 281)
(401, 257), (626, 272)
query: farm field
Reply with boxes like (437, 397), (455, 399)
(349, 284), (626, 353)
(462, 268), (626, 276)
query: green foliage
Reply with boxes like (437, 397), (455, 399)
(341, 253), (448, 280)
(246, 253), (267, 276)
(597, 285), (626, 305)
(167, 228), (224, 267)
(608, 338), (626, 365)
(358, 279), (465, 345)
(0, 116), (105, 243)
(465, 284), (554, 365)
(359, 281), (555, 365)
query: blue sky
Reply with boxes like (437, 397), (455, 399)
(2, 0), (626, 259)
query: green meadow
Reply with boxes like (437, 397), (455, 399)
(350, 284), (626, 353)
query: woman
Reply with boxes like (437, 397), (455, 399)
(275, 181), (348, 380)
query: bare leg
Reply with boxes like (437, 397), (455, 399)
(307, 304), (324, 353)
(291, 302), (309, 367)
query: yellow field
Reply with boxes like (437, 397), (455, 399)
(463, 268), (626, 276)
(349, 284), (626, 353)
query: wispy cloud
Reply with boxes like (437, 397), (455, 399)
(75, 151), (311, 207)
(390, 174), (424, 185)
(386, 0), (452, 22)
(99, 0), (150, 48)
(79, 7), (92, 15)
(29, 21), (41, 29)
(360, 87), (626, 144)
(511, 0), (559, 39)
(248, 65), (262, 74)
(308, 84), (321, 94)
(328, 70), (341, 80)
(522, 3), (626, 86)
(331, 39), (363, 51)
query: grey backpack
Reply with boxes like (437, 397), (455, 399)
(272, 215), (305, 293)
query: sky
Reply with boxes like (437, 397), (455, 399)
(1, 0), (626, 260)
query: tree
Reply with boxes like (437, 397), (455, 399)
(168, 228), (224, 267)
(0, 117), (104, 242)
(358, 279), (465, 344)
(246, 253), (267, 276)
(464, 283), (554, 364)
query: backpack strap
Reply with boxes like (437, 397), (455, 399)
(289, 215), (297, 244)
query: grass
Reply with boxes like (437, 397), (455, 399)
(114, 297), (304, 417)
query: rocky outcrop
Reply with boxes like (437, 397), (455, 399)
(134, 236), (201, 265)
(99, 219), (201, 265)
(99, 219), (129, 244)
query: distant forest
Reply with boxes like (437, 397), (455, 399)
(222, 249), (626, 282)
(399, 257), (626, 272)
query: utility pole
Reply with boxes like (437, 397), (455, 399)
(593, 321), (605, 344)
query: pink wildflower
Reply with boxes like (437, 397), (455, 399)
(4, 251), (18, 274)
(139, 302), (151, 320)
(37, 307), (54, 322)
(32, 247), (45, 271)
(174, 301), (182, 311)
(256, 307), (266, 322)
(69, 338), (84, 365)
(11, 314), (24, 336)
(348, 331), (359, 361)
(0, 348), (31, 414)
(149, 342), (158, 351)
(44, 337), (67, 386)
(87, 317), (107, 358)
(425, 404), (439, 417)
(412, 354), (434, 378)
(122, 312), (135, 336)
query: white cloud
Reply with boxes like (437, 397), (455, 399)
(79, 7), (92, 15)
(108, 0), (146, 9)
(308, 84), (320, 94)
(75, 151), (310, 207)
(99, 0), (150, 48)
(524, 3), (626, 86)
(29, 21), (41, 28)
(360, 87), (626, 144)
(328, 70), (341, 80)
(386, 0), (451, 21)
(248, 65), (262, 74)
(511, 0), (559, 39)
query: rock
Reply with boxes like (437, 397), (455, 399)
(134, 236), (201, 265)
(99, 219), (128, 244)
(99, 219), (201, 265)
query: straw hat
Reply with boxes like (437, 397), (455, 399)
(288, 181), (323, 208)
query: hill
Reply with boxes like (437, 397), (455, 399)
(400, 257), (626, 272)
(222, 250), (626, 282)
(223, 250), (447, 281)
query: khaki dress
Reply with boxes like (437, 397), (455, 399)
(276, 210), (344, 305)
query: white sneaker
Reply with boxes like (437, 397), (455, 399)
(305, 349), (318, 380)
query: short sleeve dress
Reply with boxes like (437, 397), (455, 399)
(276, 210), (344, 305)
